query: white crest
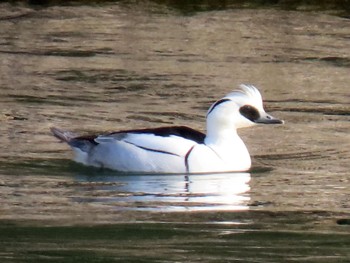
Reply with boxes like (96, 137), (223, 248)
(225, 84), (263, 109)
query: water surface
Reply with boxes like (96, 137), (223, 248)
(0, 1), (350, 262)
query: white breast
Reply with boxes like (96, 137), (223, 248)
(187, 136), (251, 173)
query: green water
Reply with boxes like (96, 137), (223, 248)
(2, 216), (350, 262)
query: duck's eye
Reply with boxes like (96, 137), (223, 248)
(239, 105), (260, 122)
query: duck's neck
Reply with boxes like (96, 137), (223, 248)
(204, 126), (251, 170)
(204, 124), (250, 155)
(205, 125), (240, 146)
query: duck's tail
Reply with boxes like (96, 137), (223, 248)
(50, 127), (77, 143)
(50, 126), (98, 154)
(50, 127), (99, 165)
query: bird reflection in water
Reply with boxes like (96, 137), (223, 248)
(72, 172), (251, 212)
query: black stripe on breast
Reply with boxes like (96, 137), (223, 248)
(184, 145), (195, 173)
(124, 140), (180, 157)
(110, 126), (205, 144)
(207, 98), (231, 116)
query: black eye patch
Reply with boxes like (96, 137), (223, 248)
(239, 105), (260, 122)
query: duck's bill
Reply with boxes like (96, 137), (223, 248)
(255, 113), (284, 124)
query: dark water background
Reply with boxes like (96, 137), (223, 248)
(0, 1), (350, 262)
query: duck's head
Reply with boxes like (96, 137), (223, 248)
(206, 84), (283, 132)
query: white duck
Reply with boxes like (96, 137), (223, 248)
(51, 84), (283, 173)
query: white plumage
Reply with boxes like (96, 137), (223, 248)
(51, 84), (283, 173)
